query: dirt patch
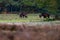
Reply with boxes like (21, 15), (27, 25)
(0, 22), (60, 40)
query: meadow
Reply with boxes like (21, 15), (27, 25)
(0, 13), (44, 22)
(0, 14), (60, 40)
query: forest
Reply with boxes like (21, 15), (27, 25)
(0, 0), (60, 14)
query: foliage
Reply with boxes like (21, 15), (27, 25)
(0, 0), (60, 14)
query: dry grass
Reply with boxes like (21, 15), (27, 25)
(0, 23), (60, 40)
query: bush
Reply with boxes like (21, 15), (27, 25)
(44, 18), (55, 21)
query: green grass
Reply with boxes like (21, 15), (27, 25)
(0, 14), (56, 22)
(0, 14), (42, 22)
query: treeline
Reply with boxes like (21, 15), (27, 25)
(0, 0), (60, 14)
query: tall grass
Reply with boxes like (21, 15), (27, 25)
(0, 23), (60, 40)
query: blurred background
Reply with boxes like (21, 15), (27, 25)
(0, 0), (60, 14)
(0, 0), (60, 22)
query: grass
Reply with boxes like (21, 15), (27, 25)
(0, 23), (60, 40)
(0, 14), (42, 22)
(0, 14), (58, 22)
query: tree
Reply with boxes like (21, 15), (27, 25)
(0, 0), (59, 14)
